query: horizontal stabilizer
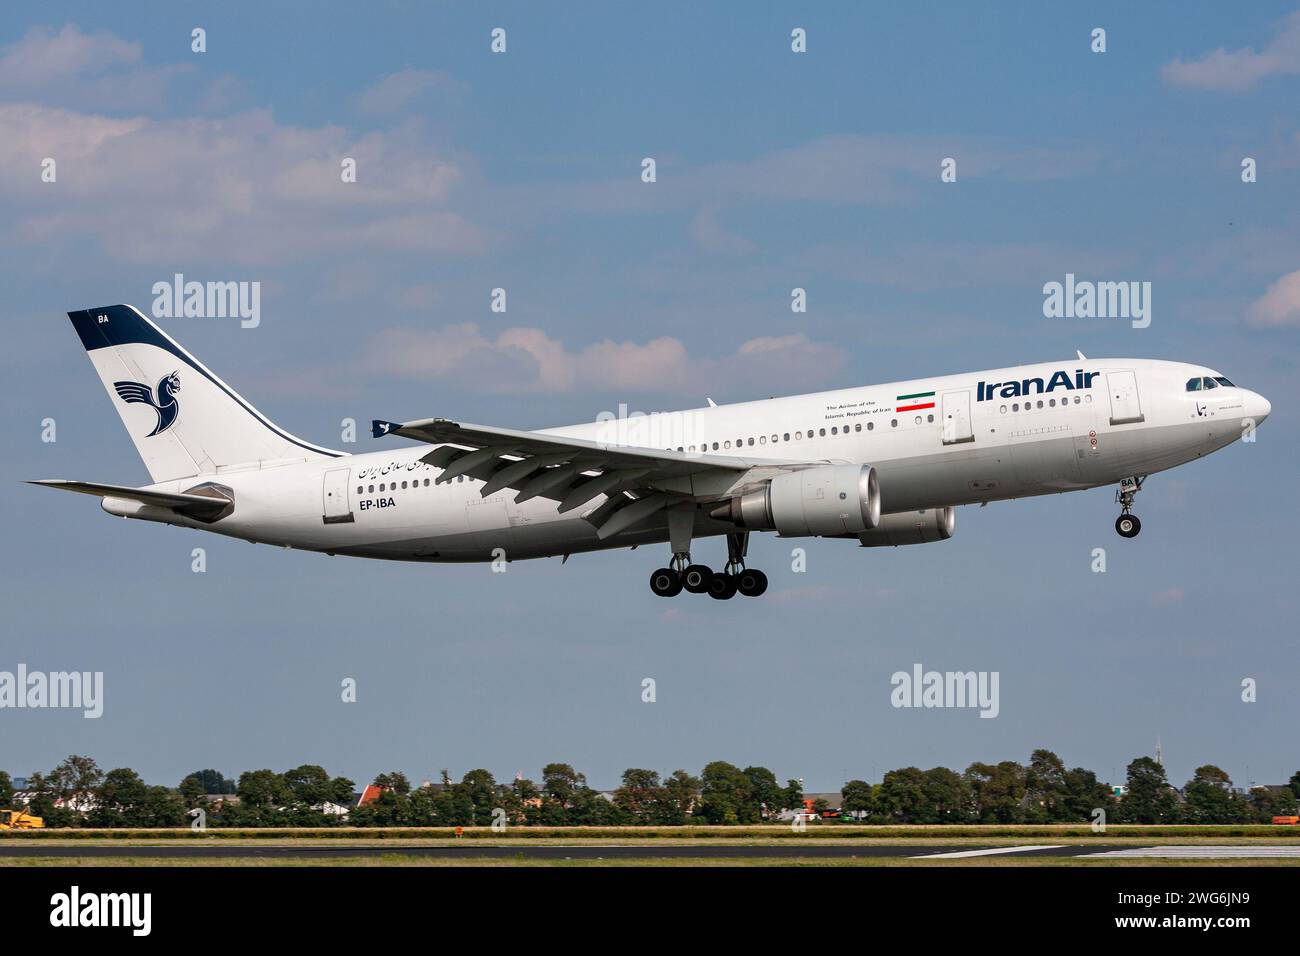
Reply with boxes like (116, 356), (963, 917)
(27, 479), (232, 520)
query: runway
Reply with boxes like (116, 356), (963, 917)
(3, 842), (1298, 860)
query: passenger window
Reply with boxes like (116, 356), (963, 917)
(890, 419), (897, 428)
(712, 442), (719, 450)
(926, 414), (933, 423)
(368, 484), (374, 493)
(914, 416), (922, 425)
(424, 479), (430, 487)
(1000, 405), (1007, 413)
(1012, 404), (1019, 412)
(819, 428), (826, 437)
(867, 422), (874, 431)
(356, 486), (362, 494)
(795, 431), (802, 440)
(747, 438), (755, 446)
(759, 436), (766, 444)
(854, 424), (862, 432)
(1186, 378), (1202, 391)
(724, 440), (731, 449)
(772, 434), (779, 443)
(1073, 396), (1081, 404)
(831, 427), (838, 435)
(783, 433), (790, 441)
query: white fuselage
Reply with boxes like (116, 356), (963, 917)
(107, 358), (1269, 563)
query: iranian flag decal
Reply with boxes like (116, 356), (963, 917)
(896, 390), (935, 412)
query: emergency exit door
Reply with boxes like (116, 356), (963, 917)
(941, 390), (974, 444)
(1106, 371), (1145, 425)
(321, 468), (354, 524)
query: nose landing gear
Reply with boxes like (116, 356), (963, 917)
(1115, 513), (1141, 538)
(1114, 476), (1144, 538)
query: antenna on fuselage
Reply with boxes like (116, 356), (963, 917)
(1076, 350), (1088, 360)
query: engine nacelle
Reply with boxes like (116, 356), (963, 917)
(710, 464), (881, 537)
(856, 507), (955, 547)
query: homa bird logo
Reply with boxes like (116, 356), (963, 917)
(113, 372), (181, 436)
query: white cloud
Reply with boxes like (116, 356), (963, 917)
(1248, 268), (1300, 327)
(1151, 587), (1186, 608)
(688, 204), (755, 254)
(515, 134), (1100, 220)
(0, 104), (486, 264)
(0, 23), (192, 112)
(797, 239), (1129, 290)
(1162, 12), (1300, 92)
(353, 69), (464, 114)
(362, 323), (846, 397)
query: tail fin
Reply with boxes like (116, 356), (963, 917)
(67, 305), (342, 482)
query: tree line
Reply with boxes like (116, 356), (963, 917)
(3, 750), (1297, 828)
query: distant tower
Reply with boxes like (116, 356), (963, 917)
(1155, 737), (1163, 767)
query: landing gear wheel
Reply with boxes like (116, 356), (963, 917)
(736, 568), (768, 597)
(681, 564), (714, 593)
(707, 573), (738, 600)
(1115, 514), (1141, 538)
(649, 567), (683, 596)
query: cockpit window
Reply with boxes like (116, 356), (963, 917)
(1214, 376), (1234, 387)
(1202, 377), (1218, 389)
(1186, 377), (1202, 391)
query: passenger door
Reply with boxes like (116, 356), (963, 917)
(1106, 371), (1145, 425)
(941, 390), (974, 444)
(321, 468), (354, 524)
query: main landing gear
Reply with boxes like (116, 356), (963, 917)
(649, 531), (768, 599)
(1114, 476), (1144, 539)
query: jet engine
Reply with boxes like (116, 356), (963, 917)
(855, 507), (955, 547)
(709, 464), (881, 537)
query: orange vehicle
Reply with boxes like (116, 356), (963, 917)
(1271, 815), (1299, 825)
(0, 809), (45, 830)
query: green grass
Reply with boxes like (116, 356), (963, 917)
(5, 824), (1296, 841)
(3, 855), (1298, 868)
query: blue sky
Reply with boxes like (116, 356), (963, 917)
(1, 2), (1297, 792)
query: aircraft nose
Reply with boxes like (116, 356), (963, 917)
(1246, 390), (1271, 424)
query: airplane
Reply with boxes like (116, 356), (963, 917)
(31, 304), (1270, 599)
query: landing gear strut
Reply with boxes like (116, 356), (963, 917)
(648, 526), (768, 598)
(1114, 476), (1144, 539)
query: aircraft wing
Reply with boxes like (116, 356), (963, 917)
(371, 416), (798, 539)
